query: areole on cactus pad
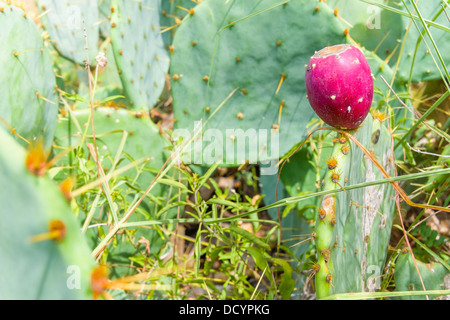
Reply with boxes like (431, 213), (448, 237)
(305, 44), (373, 129)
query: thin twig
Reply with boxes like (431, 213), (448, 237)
(442, 3), (450, 22)
(83, 19), (101, 179)
(388, 123), (428, 300)
(407, 142), (450, 158)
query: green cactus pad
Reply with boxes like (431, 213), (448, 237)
(395, 251), (449, 300)
(98, 0), (112, 37)
(170, 0), (349, 166)
(326, 114), (395, 297)
(37, 0), (100, 65)
(109, 0), (170, 110)
(0, 4), (58, 150)
(160, 0), (197, 47)
(0, 128), (95, 299)
(278, 114), (395, 299)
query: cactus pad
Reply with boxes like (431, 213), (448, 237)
(37, 0), (100, 65)
(170, 0), (349, 166)
(0, 3), (58, 150)
(395, 251), (449, 300)
(0, 128), (95, 299)
(109, 0), (169, 110)
(318, 114), (396, 297)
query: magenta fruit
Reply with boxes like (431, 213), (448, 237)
(305, 44), (373, 129)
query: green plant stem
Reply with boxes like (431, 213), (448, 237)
(323, 289), (450, 300)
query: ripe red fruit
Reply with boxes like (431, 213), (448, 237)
(305, 44), (373, 129)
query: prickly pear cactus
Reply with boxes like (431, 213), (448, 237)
(109, 0), (169, 110)
(37, 0), (99, 65)
(0, 128), (95, 299)
(313, 114), (395, 299)
(170, 0), (349, 166)
(0, 3), (58, 150)
(263, 44), (407, 290)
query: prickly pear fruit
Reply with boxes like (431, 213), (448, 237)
(305, 44), (373, 129)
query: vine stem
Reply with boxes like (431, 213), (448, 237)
(83, 19), (101, 184)
(82, 20), (120, 230)
(388, 126), (428, 300)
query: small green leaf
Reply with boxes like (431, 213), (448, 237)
(207, 198), (241, 209)
(63, 93), (88, 104)
(245, 246), (273, 284)
(98, 95), (126, 105)
(227, 227), (270, 251)
(157, 178), (190, 193)
(282, 202), (297, 218)
(204, 246), (224, 275)
(272, 258), (295, 300)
